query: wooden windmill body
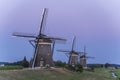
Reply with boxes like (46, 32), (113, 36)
(33, 41), (53, 67)
(80, 54), (87, 68)
(58, 36), (80, 66)
(13, 8), (66, 68)
(68, 52), (78, 65)
(80, 46), (94, 69)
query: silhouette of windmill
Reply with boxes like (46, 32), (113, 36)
(80, 46), (94, 69)
(58, 36), (83, 66)
(13, 8), (66, 68)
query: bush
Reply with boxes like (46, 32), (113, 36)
(91, 66), (95, 71)
(75, 64), (83, 72)
(67, 65), (75, 71)
(54, 61), (66, 67)
(65, 64), (83, 72)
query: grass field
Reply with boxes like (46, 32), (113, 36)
(0, 66), (23, 70)
(114, 69), (120, 79)
(0, 68), (118, 80)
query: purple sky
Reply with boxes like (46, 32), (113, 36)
(0, 0), (120, 64)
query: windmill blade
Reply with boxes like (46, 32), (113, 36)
(57, 50), (70, 52)
(77, 45), (87, 56)
(86, 56), (95, 59)
(29, 40), (35, 48)
(84, 45), (86, 54)
(71, 36), (76, 51)
(46, 37), (66, 41)
(13, 32), (37, 38)
(65, 52), (69, 58)
(39, 8), (48, 36)
(78, 52), (87, 55)
(43, 35), (66, 41)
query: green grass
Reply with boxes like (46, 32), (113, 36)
(0, 65), (23, 70)
(114, 69), (120, 79)
(0, 68), (117, 80)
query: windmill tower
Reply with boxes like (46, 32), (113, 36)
(80, 46), (94, 69)
(13, 8), (66, 68)
(58, 36), (82, 66)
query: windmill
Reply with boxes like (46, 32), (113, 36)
(13, 8), (66, 68)
(80, 46), (94, 69)
(58, 36), (82, 66)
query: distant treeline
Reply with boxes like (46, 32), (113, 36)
(6, 61), (23, 66)
(88, 63), (120, 68)
(1, 59), (120, 69)
(0, 56), (29, 68)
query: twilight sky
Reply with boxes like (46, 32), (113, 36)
(0, 0), (120, 64)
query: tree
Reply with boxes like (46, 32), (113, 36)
(22, 56), (29, 68)
(54, 61), (66, 67)
(65, 64), (83, 72)
(105, 63), (111, 68)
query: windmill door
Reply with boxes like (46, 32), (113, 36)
(40, 58), (44, 67)
(40, 61), (44, 67)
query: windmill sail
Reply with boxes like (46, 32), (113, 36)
(39, 8), (48, 36)
(71, 36), (76, 51)
(13, 32), (36, 38)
